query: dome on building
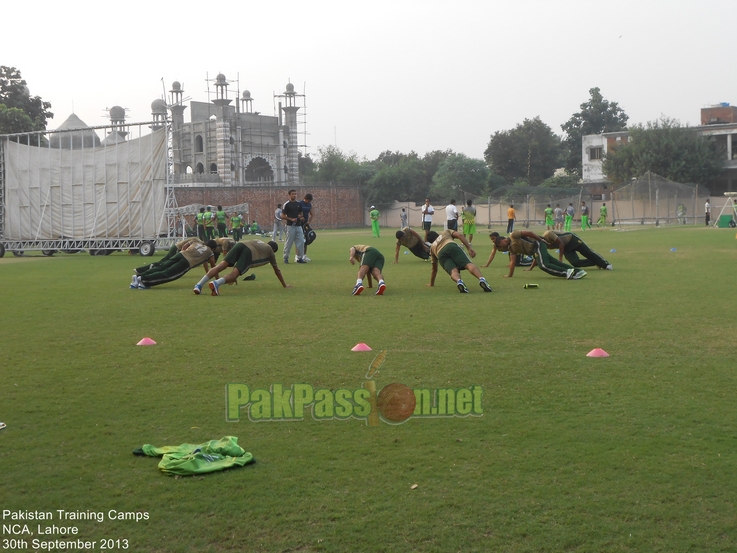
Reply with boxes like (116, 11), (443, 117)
(242, 90), (252, 100)
(216, 73), (227, 85)
(151, 98), (167, 114)
(109, 105), (126, 121)
(171, 81), (181, 91)
(285, 83), (295, 93)
(49, 114), (101, 149)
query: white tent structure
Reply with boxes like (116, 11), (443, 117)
(0, 120), (177, 256)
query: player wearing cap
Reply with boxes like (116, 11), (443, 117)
(370, 206), (380, 238)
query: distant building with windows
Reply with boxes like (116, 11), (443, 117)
(582, 104), (737, 194)
(168, 75), (304, 188)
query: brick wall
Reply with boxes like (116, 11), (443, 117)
(173, 185), (364, 229)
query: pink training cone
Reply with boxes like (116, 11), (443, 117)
(586, 348), (609, 358)
(351, 342), (372, 352)
(137, 337), (157, 346)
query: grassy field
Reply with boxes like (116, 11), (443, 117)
(1, 225), (736, 552)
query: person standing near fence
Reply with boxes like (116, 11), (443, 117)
(462, 199), (477, 243)
(705, 198), (711, 226)
(565, 203), (574, 231)
(215, 206), (228, 238)
(370, 205), (380, 237)
(282, 190), (306, 263)
(580, 202), (591, 230)
(677, 203), (686, 225)
(554, 204), (564, 231)
(196, 208), (206, 240)
(544, 204), (554, 230)
(421, 199), (435, 240)
(446, 199), (460, 231)
(204, 206), (216, 240)
(230, 212), (242, 241)
(597, 203), (607, 227)
(506, 205), (516, 234)
(273, 204), (285, 241)
(400, 208), (408, 228)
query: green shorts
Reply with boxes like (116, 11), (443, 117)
(361, 247), (385, 271)
(546, 217), (554, 226)
(438, 243), (471, 275)
(463, 223), (476, 235)
(224, 242), (252, 275)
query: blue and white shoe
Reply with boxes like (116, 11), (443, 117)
(193, 284), (202, 295)
(375, 282), (386, 295)
(130, 275), (138, 289)
(352, 283), (364, 296)
(209, 281), (220, 296)
(479, 279), (493, 292)
(457, 279), (469, 293)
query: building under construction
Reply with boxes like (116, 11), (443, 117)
(168, 74), (306, 189)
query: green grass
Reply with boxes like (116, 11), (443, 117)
(1, 225), (736, 552)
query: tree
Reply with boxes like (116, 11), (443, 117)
(484, 117), (562, 185)
(298, 152), (316, 182)
(365, 159), (423, 207)
(429, 153), (489, 204)
(310, 145), (370, 185)
(602, 117), (724, 185)
(0, 66), (53, 134)
(561, 87), (628, 178)
(0, 104), (34, 135)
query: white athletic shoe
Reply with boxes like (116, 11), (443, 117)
(606, 264), (613, 270)
(130, 275), (138, 289)
(566, 268), (575, 280)
(572, 270), (587, 280)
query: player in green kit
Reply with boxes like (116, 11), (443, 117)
(597, 203), (607, 227)
(215, 206), (228, 237)
(370, 206), (380, 238)
(544, 204), (554, 230)
(230, 213), (242, 241)
(203, 206), (216, 240)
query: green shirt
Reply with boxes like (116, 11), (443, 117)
(370, 209), (379, 221)
(545, 207), (554, 219)
(231, 215), (241, 229)
(216, 210), (227, 224)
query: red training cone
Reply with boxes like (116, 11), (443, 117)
(586, 348), (609, 358)
(137, 337), (157, 346)
(351, 343), (372, 352)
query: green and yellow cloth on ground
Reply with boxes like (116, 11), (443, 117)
(134, 436), (254, 475)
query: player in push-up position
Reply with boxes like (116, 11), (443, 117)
(131, 239), (218, 289)
(394, 227), (431, 263)
(194, 240), (290, 296)
(427, 229), (492, 293)
(349, 245), (387, 296)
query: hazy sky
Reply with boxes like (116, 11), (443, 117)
(3, 0), (733, 161)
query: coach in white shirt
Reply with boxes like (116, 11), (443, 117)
(446, 199), (459, 231)
(421, 198), (435, 240)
